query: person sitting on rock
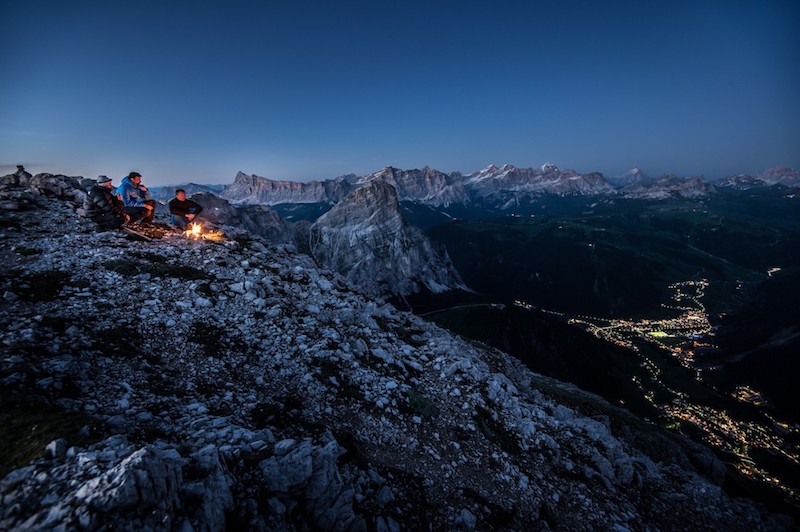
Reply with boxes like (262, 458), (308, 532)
(117, 171), (157, 226)
(168, 189), (204, 229)
(82, 176), (129, 230)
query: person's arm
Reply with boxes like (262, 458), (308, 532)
(116, 182), (128, 205)
(188, 200), (203, 216)
(112, 194), (128, 223)
(139, 185), (151, 201)
(118, 182), (141, 207)
(169, 199), (189, 217)
(85, 188), (103, 213)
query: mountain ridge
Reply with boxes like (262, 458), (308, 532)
(223, 171), (356, 205)
(218, 164), (799, 208)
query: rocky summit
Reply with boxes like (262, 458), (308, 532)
(357, 167), (469, 207)
(309, 180), (467, 297)
(0, 171), (792, 530)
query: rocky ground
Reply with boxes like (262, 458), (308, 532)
(0, 170), (794, 530)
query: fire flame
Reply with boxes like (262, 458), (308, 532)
(183, 222), (224, 241)
(186, 223), (202, 239)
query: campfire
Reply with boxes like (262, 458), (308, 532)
(184, 222), (226, 241)
(187, 222), (202, 238)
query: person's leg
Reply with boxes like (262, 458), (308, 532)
(126, 207), (147, 224)
(172, 214), (190, 228)
(187, 208), (203, 225)
(98, 213), (121, 231)
(143, 200), (157, 223)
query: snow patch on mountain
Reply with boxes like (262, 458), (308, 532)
(464, 163), (614, 199)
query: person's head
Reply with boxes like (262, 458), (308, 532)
(175, 189), (186, 201)
(128, 171), (142, 184)
(97, 175), (113, 188)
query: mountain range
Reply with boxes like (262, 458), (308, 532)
(219, 164), (800, 208)
(142, 163), (800, 302)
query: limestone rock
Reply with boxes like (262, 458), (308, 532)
(309, 180), (467, 296)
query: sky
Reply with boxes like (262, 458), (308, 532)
(1, 0), (799, 186)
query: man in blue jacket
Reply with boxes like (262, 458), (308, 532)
(117, 171), (157, 226)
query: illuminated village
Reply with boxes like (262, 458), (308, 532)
(516, 278), (800, 502)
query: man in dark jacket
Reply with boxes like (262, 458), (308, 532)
(168, 189), (204, 229)
(82, 176), (129, 230)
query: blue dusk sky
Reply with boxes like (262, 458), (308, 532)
(1, 0), (799, 185)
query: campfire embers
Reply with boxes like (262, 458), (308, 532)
(187, 223), (202, 238)
(184, 222), (225, 241)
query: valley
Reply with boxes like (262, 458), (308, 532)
(516, 277), (800, 510)
(417, 189), (800, 516)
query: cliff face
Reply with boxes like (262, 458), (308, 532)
(309, 181), (467, 297)
(358, 166), (470, 207)
(0, 173), (791, 531)
(222, 171), (355, 205)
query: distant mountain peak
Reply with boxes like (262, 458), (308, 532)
(607, 168), (650, 189)
(623, 167), (646, 177)
(309, 180), (466, 296)
(342, 178), (399, 212)
(222, 171), (354, 205)
(373, 166), (398, 178)
(760, 166), (800, 186)
(359, 166), (469, 207)
(541, 162), (559, 172)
